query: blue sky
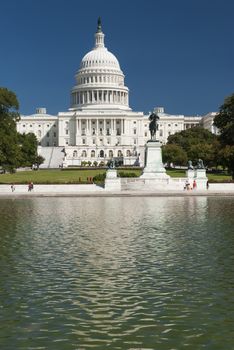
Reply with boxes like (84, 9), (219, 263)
(1, 0), (233, 115)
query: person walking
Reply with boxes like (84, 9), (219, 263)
(185, 179), (190, 190)
(193, 180), (197, 190)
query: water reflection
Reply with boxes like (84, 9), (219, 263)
(0, 197), (233, 350)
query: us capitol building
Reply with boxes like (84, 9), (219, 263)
(17, 19), (218, 168)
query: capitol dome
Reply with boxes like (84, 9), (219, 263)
(71, 18), (130, 111)
(80, 48), (120, 70)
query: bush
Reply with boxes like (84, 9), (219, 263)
(118, 171), (137, 178)
(93, 173), (106, 184)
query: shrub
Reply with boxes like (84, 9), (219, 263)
(118, 171), (137, 178)
(93, 173), (106, 184)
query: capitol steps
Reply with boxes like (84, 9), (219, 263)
(38, 147), (64, 169)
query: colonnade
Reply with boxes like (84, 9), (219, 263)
(76, 118), (126, 136)
(71, 90), (128, 106)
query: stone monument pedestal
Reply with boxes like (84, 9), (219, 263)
(105, 169), (121, 191)
(186, 169), (195, 179)
(195, 169), (208, 190)
(141, 141), (169, 179)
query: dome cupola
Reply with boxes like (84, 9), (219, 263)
(71, 18), (130, 111)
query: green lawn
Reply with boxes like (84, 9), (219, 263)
(0, 168), (231, 184)
(0, 169), (142, 184)
(167, 169), (232, 181)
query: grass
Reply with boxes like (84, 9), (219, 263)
(0, 169), (141, 184)
(167, 169), (232, 181)
(0, 168), (231, 184)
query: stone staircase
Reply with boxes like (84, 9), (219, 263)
(38, 147), (64, 169)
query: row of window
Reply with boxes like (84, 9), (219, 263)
(38, 142), (57, 147)
(81, 60), (118, 68)
(72, 149), (134, 158)
(22, 123), (57, 128)
(77, 120), (121, 126)
(36, 131), (56, 138)
(80, 138), (137, 145)
(72, 90), (128, 105)
(78, 74), (123, 85)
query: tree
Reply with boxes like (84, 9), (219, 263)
(217, 146), (234, 173)
(0, 87), (39, 172)
(214, 93), (234, 145)
(167, 126), (218, 167)
(18, 132), (38, 167)
(34, 155), (45, 169)
(214, 93), (234, 177)
(162, 144), (187, 167)
(0, 87), (21, 172)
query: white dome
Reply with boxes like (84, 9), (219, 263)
(80, 47), (120, 70)
(70, 19), (130, 111)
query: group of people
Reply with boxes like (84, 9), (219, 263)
(10, 182), (34, 192)
(184, 179), (209, 191)
(184, 179), (197, 191)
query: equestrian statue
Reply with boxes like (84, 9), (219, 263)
(149, 112), (160, 140)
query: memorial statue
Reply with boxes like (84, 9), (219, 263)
(188, 160), (193, 170)
(108, 159), (115, 169)
(97, 17), (102, 32)
(197, 158), (205, 169)
(149, 112), (160, 140)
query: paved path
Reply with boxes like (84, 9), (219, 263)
(0, 184), (233, 198)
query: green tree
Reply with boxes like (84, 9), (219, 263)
(214, 93), (234, 177)
(34, 155), (45, 169)
(0, 87), (21, 172)
(214, 93), (234, 145)
(217, 146), (234, 173)
(162, 144), (187, 167)
(167, 126), (218, 167)
(0, 87), (40, 172)
(18, 132), (38, 167)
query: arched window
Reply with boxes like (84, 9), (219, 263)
(38, 130), (41, 137)
(73, 150), (77, 157)
(91, 150), (95, 158)
(81, 150), (87, 157)
(99, 150), (104, 158)
(126, 150), (131, 157)
(109, 150), (113, 158)
(117, 150), (122, 157)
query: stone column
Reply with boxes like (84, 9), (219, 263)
(97, 119), (99, 136)
(103, 118), (106, 136)
(112, 119), (115, 135)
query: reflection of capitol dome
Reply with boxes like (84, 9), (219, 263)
(71, 18), (130, 110)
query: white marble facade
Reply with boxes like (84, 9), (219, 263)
(17, 19), (217, 167)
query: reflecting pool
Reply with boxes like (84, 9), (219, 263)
(0, 197), (234, 350)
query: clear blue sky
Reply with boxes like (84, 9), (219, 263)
(1, 0), (233, 116)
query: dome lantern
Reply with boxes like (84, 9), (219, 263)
(94, 17), (105, 49)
